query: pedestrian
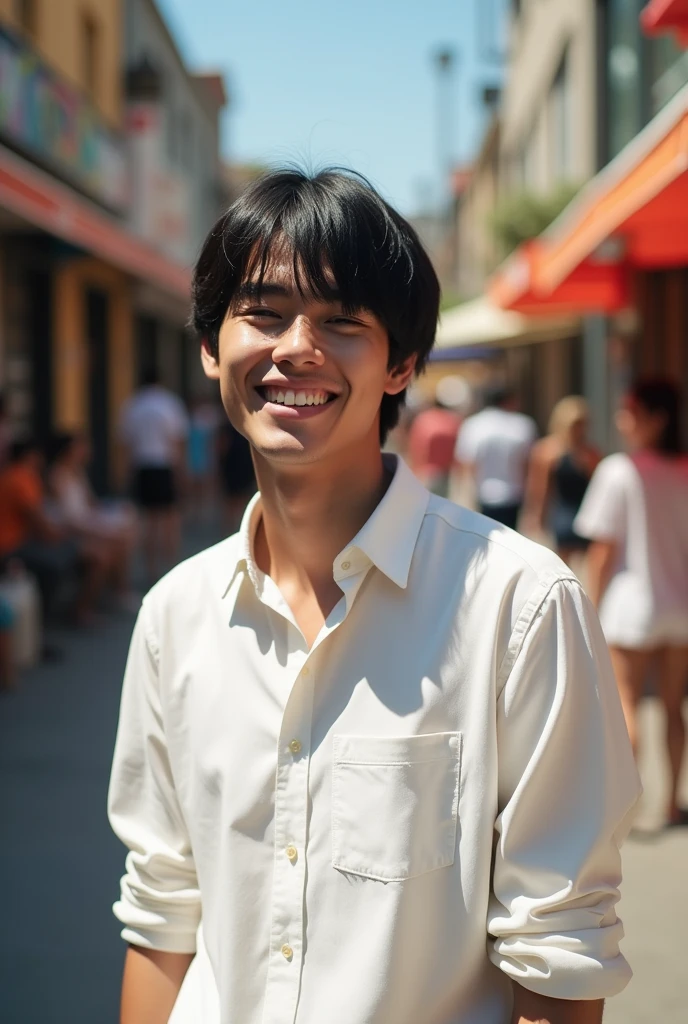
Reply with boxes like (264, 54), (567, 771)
(118, 369), (189, 584)
(454, 383), (537, 528)
(186, 397), (222, 524)
(524, 395), (600, 563)
(109, 168), (638, 1024)
(217, 417), (256, 534)
(575, 378), (688, 827)
(406, 375), (469, 496)
(47, 432), (139, 610)
(0, 439), (98, 628)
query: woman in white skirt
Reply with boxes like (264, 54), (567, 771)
(575, 378), (688, 826)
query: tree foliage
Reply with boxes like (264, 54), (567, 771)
(488, 182), (582, 257)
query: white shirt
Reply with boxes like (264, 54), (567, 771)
(455, 407), (537, 505)
(118, 385), (189, 467)
(575, 450), (688, 646)
(108, 456), (638, 1024)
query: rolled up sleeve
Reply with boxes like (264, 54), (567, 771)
(488, 576), (640, 1000)
(108, 601), (201, 953)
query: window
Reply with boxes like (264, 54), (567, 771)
(606, 0), (643, 160)
(15, 0), (38, 36)
(551, 48), (571, 182)
(82, 14), (99, 100)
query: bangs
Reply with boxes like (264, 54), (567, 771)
(218, 170), (418, 345)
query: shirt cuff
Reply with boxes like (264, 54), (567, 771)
(489, 919), (632, 1000)
(114, 896), (200, 955)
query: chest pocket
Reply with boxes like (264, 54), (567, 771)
(332, 732), (461, 882)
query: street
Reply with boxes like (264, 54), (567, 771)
(0, 537), (686, 1023)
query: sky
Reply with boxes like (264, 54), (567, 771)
(156, 0), (506, 215)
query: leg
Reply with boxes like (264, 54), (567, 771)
(608, 646), (653, 758)
(656, 645), (688, 824)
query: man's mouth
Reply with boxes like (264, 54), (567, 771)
(257, 386), (338, 408)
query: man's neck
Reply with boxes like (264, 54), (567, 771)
(252, 443), (392, 629)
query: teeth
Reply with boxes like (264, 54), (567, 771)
(263, 387), (333, 406)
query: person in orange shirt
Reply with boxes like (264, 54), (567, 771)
(0, 439), (96, 625)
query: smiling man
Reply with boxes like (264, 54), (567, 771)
(108, 169), (639, 1024)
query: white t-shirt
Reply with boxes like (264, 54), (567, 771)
(455, 407), (537, 505)
(575, 450), (688, 647)
(119, 386), (189, 468)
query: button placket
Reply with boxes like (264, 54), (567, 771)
(262, 659), (314, 1024)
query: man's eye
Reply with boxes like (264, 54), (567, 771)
(242, 307), (280, 319)
(329, 316), (361, 326)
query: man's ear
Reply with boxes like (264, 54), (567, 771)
(384, 355), (417, 396)
(200, 338), (220, 380)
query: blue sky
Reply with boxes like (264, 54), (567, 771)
(156, 0), (506, 214)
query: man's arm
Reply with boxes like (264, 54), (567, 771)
(511, 985), (603, 1024)
(120, 946), (193, 1024)
(109, 606), (202, 1021)
(488, 578), (639, 1005)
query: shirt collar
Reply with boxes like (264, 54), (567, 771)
(223, 454), (429, 596)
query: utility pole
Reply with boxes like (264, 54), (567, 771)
(434, 47), (457, 216)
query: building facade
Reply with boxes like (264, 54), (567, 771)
(0, 0), (226, 491)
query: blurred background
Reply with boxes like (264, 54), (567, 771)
(0, 1), (686, 1022)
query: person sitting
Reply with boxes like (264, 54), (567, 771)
(0, 438), (102, 627)
(47, 433), (138, 611)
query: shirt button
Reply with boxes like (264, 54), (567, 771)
(286, 844), (298, 862)
(302, 665), (310, 677)
(281, 943), (293, 960)
(341, 560), (351, 571)
(289, 739), (302, 755)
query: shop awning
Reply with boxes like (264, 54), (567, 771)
(435, 294), (578, 348)
(488, 240), (629, 315)
(641, 0), (688, 45)
(0, 141), (191, 300)
(490, 82), (688, 314)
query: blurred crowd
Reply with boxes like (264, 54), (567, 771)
(397, 374), (688, 827)
(0, 377), (256, 693)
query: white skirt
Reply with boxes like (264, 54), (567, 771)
(599, 571), (688, 649)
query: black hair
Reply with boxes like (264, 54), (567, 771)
(629, 377), (684, 456)
(483, 383), (514, 409)
(191, 167), (440, 442)
(141, 367), (160, 387)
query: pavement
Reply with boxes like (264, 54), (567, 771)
(0, 519), (686, 1023)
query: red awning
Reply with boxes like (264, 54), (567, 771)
(488, 241), (629, 316)
(0, 142), (191, 300)
(490, 84), (688, 314)
(641, 0), (688, 45)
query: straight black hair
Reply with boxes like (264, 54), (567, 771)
(191, 167), (440, 442)
(629, 377), (684, 456)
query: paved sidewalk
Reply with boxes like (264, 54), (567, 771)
(0, 522), (685, 1022)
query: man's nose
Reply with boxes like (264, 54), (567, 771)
(271, 316), (325, 366)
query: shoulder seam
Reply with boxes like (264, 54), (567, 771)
(496, 574), (580, 695)
(423, 506), (560, 578)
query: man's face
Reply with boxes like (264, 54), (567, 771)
(202, 260), (414, 467)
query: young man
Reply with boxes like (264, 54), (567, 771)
(108, 170), (639, 1024)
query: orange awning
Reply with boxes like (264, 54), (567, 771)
(641, 0), (688, 45)
(488, 241), (629, 316)
(490, 83), (688, 314)
(0, 142), (191, 300)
